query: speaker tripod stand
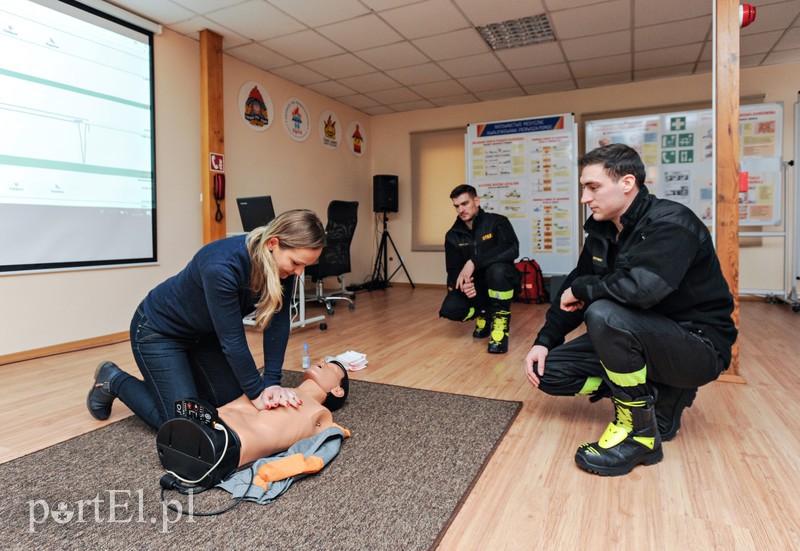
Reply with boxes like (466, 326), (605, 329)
(369, 211), (414, 290)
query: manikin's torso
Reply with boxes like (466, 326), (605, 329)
(218, 382), (334, 467)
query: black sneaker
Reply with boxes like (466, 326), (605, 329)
(86, 361), (123, 420)
(653, 384), (697, 441)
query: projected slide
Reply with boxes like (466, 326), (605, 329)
(0, 0), (156, 271)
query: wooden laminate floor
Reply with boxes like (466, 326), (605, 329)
(2, 286), (799, 549)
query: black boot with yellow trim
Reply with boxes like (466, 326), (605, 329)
(574, 364), (662, 476)
(472, 309), (490, 338)
(487, 292), (513, 354)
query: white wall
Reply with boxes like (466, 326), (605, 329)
(369, 62), (800, 290)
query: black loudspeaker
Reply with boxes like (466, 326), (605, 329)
(373, 174), (398, 213)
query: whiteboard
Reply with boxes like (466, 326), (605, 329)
(466, 114), (580, 275)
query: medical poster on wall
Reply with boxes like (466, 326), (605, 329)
(585, 103), (783, 226)
(467, 114), (579, 275)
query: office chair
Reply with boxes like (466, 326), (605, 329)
(305, 200), (359, 314)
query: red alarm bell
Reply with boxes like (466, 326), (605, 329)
(740, 4), (756, 29)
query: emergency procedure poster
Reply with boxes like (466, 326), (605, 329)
(585, 103), (783, 226)
(467, 114), (579, 275)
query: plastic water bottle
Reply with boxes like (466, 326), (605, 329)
(302, 342), (311, 370)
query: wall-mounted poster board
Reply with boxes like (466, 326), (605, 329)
(585, 103), (784, 227)
(466, 114), (579, 275)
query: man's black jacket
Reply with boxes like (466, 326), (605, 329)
(444, 208), (519, 288)
(535, 187), (737, 368)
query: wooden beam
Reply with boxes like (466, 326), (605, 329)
(715, 0), (741, 377)
(199, 29), (225, 244)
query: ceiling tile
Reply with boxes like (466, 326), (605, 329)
(203, 0), (305, 41)
(381, 0), (470, 39)
(355, 42), (430, 70)
(305, 80), (357, 98)
(774, 27), (800, 51)
(763, 47), (800, 65)
(511, 63), (573, 85)
(266, 0), (370, 27)
(117, 0), (195, 25)
(634, 18), (710, 51)
(168, 16), (250, 47)
(474, 87), (526, 101)
(494, 42), (565, 70)
(741, 53), (768, 68)
(635, 43), (702, 70)
(413, 28), (491, 60)
(338, 72), (402, 93)
(458, 71), (519, 92)
(386, 63), (451, 85)
(438, 53), (505, 78)
(432, 93), (480, 107)
(562, 31), (630, 61)
(366, 87), (423, 103)
(224, 43), (294, 70)
(170, 0), (242, 15)
(337, 94), (381, 109)
(262, 30), (344, 62)
(268, 64), (328, 85)
(388, 99), (437, 112)
(569, 53), (631, 78)
(362, 105), (396, 115)
(304, 53), (375, 79)
(522, 80), (577, 95)
(741, 30), (785, 55)
(359, 0), (421, 11)
(550, 0), (630, 41)
(409, 79), (469, 98)
(543, 0), (601, 10)
(317, 14), (403, 51)
(633, 0), (711, 27)
(453, 0), (546, 26)
(635, 64), (695, 81)
(576, 72), (632, 88)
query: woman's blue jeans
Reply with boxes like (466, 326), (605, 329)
(117, 304), (243, 429)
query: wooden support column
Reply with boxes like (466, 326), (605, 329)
(715, 0), (744, 382)
(200, 29), (225, 244)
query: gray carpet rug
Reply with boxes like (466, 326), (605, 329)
(0, 375), (520, 550)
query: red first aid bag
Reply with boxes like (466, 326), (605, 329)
(514, 257), (546, 304)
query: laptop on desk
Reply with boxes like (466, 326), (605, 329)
(236, 196), (276, 232)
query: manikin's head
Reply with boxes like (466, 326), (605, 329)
(302, 359), (349, 411)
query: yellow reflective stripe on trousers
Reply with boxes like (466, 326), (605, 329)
(577, 376), (602, 395)
(488, 288), (514, 300)
(602, 362), (647, 388)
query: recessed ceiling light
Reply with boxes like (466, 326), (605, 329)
(476, 13), (556, 51)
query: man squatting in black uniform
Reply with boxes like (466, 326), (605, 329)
(439, 184), (520, 354)
(525, 143), (737, 476)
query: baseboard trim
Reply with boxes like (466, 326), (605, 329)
(0, 332), (129, 366)
(388, 282), (445, 290)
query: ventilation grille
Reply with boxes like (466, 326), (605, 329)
(476, 13), (556, 51)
